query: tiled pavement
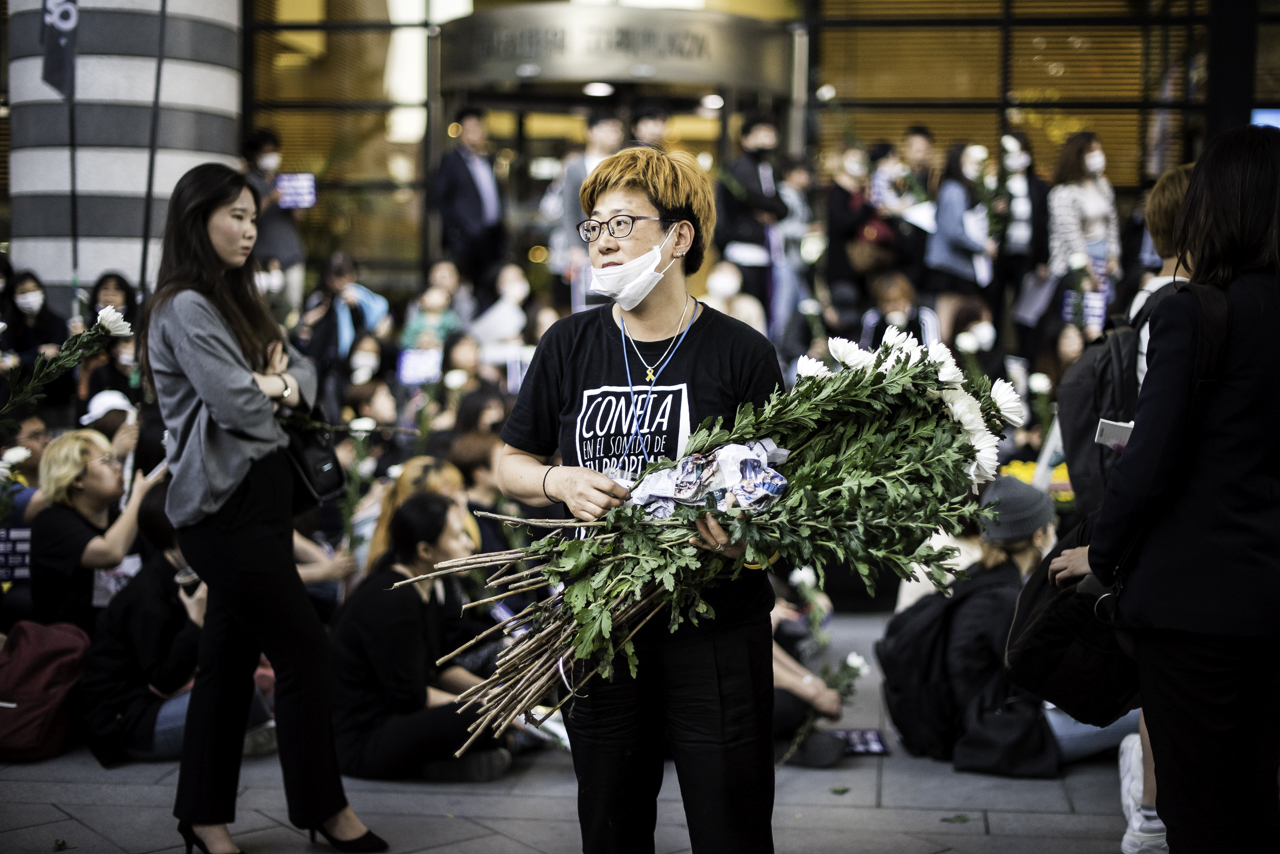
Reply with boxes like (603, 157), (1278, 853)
(0, 615), (1127, 854)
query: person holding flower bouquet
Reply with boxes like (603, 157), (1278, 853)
(139, 164), (385, 854)
(496, 146), (783, 853)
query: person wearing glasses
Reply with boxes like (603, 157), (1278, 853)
(497, 146), (783, 853)
(29, 429), (166, 636)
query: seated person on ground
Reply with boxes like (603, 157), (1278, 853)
(79, 480), (274, 764)
(330, 492), (530, 782)
(29, 430), (162, 636)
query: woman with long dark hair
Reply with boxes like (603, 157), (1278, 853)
(140, 164), (385, 854)
(1050, 124), (1280, 851)
(1, 270), (74, 424)
(925, 142), (999, 341)
(1047, 131), (1120, 338)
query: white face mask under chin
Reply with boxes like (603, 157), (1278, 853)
(589, 227), (678, 312)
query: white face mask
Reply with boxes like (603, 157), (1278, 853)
(258, 152), (282, 173)
(589, 226), (678, 311)
(15, 291), (44, 316)
(350, 351), (380, 374)
(705, 271), (741, 299)
(1004, 151), (1031, 173)
(116, 349), (136, 368)
(970, 320), (997, 351)
(962, 161), (982, 182)
(885, 310), (909, 328)
(843, 152), (867, 178)
(1085, 150), (1106, 175)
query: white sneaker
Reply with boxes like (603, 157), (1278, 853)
(1118, 732), (1144, 823)
(1121, 809), (1167, 854)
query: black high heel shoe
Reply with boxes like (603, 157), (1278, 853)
(177, 822), (245, 854)
(308, 825), (389, 853)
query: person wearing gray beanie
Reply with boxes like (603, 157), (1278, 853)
(977, 476), (1056, 576)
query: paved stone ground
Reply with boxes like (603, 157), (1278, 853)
(0, 615), (1127, 854)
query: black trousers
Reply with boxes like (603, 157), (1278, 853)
(173, 451), (347, 828)
(1134, 628), (1280, 853)
(336, 702), (500, 780)
(565, 618), (775, 854)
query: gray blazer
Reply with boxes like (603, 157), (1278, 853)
(925, 180), (987, 283)
(148, 290), (317, 527)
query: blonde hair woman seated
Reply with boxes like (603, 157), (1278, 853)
(359, 456), (472, 577)
(29, 429), (166, 635)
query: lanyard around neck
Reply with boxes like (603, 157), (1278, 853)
(618, 302), (698, 466)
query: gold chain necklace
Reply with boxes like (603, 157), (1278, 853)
(623, 296), (692, 382)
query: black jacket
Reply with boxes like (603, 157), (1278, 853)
(825, 184), (876, 287)
(945, 562), (1022, 717)
(80, 555), (200, 765)
(431, 147), (504, 255)
(715, 152), (790, 251)
(1089, 274), (1280, 634)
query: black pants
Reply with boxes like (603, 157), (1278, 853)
(336, 702), (500, 780)
(173, 451), (347, 828)
(565, 618), (774, 854)
(1134, 628), (1280, 853)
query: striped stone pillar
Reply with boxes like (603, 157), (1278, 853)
(7, 0), (242, 311)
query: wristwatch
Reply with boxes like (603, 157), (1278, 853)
(280, 375), (292, 399)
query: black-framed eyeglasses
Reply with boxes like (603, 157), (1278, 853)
(577, 215), (672, 243)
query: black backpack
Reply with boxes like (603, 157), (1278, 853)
(1056, 282), (1176, 517)
(875, 571), (1009, 760)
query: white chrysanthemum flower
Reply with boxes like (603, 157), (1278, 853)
(954, 331), (980, 354)
(846, 651), (867, 672)
(1001, 134), (1021, 154)
(1068, 252), (1090, 271)
(796, 355), (833, 379)
(942, 388), (986, 437)
(789, 566), (818, 588)
(0, 463), (11, 482)
(96, 305), (132, 337)
(990, 379), (1024, 427)
(0, 322), (7, 336)
(828, 337), (875, 372)
(348, 417), (377, 439)
(1028, 372), (1053, 395)
(927, 341), (964, 386)
(967, 430), (1001, 484)
(2, 447), (31, 466)
(881, 326), (923, 368)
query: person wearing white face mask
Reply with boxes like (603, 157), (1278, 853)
(495, 146), (784, 854)
(1047, 132), (1122, 339)
(995, 133), (1054, 364)
(926, 143), (1000, 342)
(88, 336), (144, 412)
(244, 128), (307, 316)
(2, 271), (73, 425)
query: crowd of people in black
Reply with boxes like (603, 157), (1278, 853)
(0, 104), (1272, 854)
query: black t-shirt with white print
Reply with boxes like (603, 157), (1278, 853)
(501, 302), (782, 643)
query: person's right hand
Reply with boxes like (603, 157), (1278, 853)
(38, 344), (60, 360)
(812, 685), (843, 720)
(179, 581), (208, 628)
(546, 466), (630, 521)
(322, 553), (358, 582)
(266, 340), (290, 375)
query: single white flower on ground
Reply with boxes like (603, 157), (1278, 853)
(846, 651), (867, 673)
(941, 388), (987, 437)
(96, 305), (132, 337)
(828, 337), (875, 372)
(967, 429), (1001, 484)
(1028, 372), (1053, 395)
(789, 566), (818, 588)
(348, 416), (377, 439)
(796, 355), (833, 379)
(2, 446), (32, 466)
(954, 331), (980, 354)
(927, 341), (964, 386)
(1068, 252), (1090, 271)
(991, 379), (1025, 428)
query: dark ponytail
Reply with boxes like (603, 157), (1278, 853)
(388, 492), (454, 566)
